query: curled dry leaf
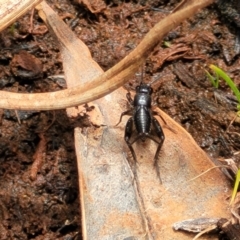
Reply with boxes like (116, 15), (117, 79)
(173, 217), (220, 233)
(75, 0), (106, 14)
(151, 44), (191, 70)
(11, 50), (43, 79)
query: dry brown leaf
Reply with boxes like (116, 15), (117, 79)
(38, 1), (232, 239)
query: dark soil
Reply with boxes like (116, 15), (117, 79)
(0, 0), (240, 239)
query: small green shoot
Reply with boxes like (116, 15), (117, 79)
(162, 41), (171, 48)
(206, 65), (240, 204)
(9, 23), (17, 35)
(230, 169), (240, 205)
(206, 64), (240, 113)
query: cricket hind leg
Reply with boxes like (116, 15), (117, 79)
(124, 117), (139, 180)
(151, 117), (165, 183)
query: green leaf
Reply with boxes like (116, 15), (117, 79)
(209, 64), (240, 104)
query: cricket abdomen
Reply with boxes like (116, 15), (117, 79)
(134, 106), (151, 134)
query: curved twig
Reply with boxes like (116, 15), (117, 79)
(0, 0), (214, 110)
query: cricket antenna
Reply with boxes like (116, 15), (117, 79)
(140, 64), (144, 85)
(147, 77), (159, 86)
(139, 63), (159, 87)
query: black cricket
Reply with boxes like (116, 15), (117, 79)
(116, 81), (165, 181)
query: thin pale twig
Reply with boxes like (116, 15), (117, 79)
(0, 0), (214, 111)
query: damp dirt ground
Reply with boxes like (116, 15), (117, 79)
(0, 0), (240, 239)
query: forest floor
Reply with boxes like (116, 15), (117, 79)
(0, 0), (239, 239)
